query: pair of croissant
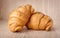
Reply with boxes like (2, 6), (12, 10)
(8, 4), (53, 32)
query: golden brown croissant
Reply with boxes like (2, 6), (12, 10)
(27, 12), (53, 31)
(8, 4), (34, 32)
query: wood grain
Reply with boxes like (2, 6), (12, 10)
(0, 0), (60, 38)
(0, 20), (60, 38)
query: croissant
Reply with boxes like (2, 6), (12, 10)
(27, 12), (53, 31)
(8, 4), (34, 32)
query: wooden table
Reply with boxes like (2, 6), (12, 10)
(0, 20), (60, 38)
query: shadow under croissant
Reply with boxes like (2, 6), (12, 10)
(13, 26), (55, 33)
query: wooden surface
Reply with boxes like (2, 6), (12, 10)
(0, 20), (60, 38)
(0, 0), (60, 38)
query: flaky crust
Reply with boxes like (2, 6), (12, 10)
(8, 4), (34, 32)
(27, 12), (53, 31)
